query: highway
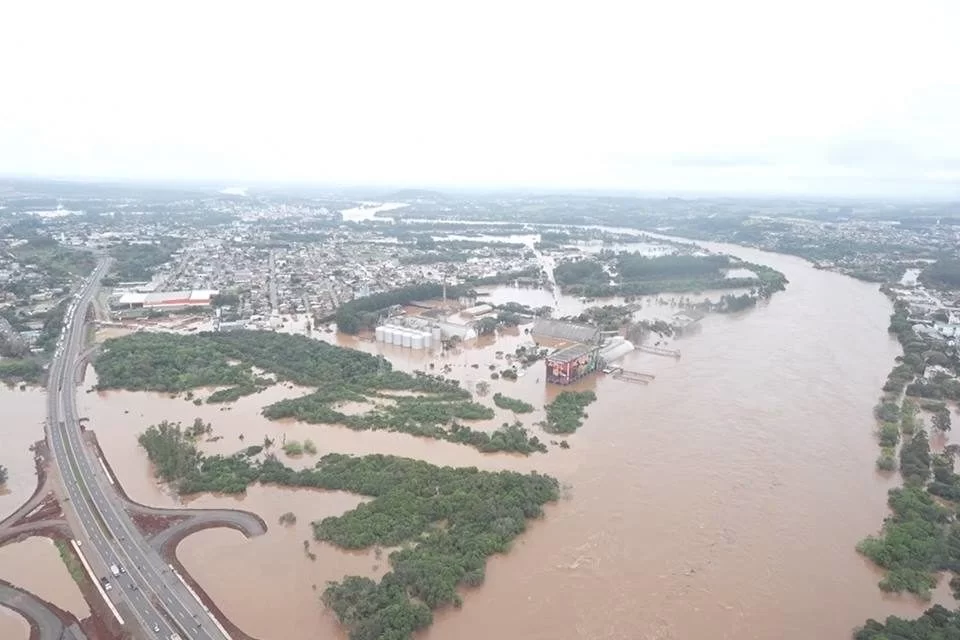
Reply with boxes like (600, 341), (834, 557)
(46, 259), (232, 640)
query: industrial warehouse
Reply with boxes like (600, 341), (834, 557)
(112, 289), (219, 311)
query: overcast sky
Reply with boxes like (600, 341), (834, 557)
(2, 0), (958, 198)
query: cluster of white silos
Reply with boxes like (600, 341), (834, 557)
(375, 324), (435, 350)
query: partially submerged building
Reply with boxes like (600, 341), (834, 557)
(545, 343), (601, 385)
(534, 319), (603, 385)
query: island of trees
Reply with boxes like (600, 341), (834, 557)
(492, 392), (535, 413)
(552, 252), (787, 300)
(542, 391), (597, 434)
(137, 420), (559, 640)
(0, 463), (8, 485)
(95, 330), (547, 455)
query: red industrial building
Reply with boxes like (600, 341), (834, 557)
(545, 343), (601, 385)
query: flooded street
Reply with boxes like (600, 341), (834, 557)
(2, 240), (942, 640)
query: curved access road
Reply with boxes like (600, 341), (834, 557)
(0, 581), (87, 640)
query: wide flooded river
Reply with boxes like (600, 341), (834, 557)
(0, 238), (946, 640)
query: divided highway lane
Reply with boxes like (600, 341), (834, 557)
(47, 260), (231, 640)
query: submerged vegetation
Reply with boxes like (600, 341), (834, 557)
(137, 421), (558, 640)
(541, 391), (597, 434)
(856, 605), (960, 640)
(492, 392), (535, 414)
(97, 331), (546, 454)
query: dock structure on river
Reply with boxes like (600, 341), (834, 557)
(638, 344), (681, 358)
(604, 367), (656, 384)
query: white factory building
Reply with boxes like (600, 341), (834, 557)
(114, 289), (219, 310)
(374, 316), (478, 349)
(375, 324), (439, 350)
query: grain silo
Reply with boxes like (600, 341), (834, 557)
(391, 326), (403, 346)
(411, 332), (425, 350)
(401, 330), (413, 348)
(375, 326), (386, 343)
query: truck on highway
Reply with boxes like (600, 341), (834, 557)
(110, 563), (120, 577)
(170, 634), (182, 640)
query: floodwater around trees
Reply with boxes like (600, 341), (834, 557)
(0, 239), (952, 639)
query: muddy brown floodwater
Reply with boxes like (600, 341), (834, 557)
(0, 386), (49, 640)
(6, 238), (951, 640)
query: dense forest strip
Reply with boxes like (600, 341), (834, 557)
(94, 331), (547, 454)
(138, 421), (558, 640)
(855, 295), (960, 634)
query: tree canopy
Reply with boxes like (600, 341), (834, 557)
(542, 391), (597, 434)
(97, 331), (546, 454)
(137, 422), (559, 640)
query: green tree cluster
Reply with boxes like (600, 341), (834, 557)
(492, 393), (535, 413)
(0, 464), (7, 484)
(0, 358), (44, 385)
(108, 238), (182, 281)
(99, 331), (547, 455)
(206, 383), (265, 404)
(466, 266), (541, 287)
(857, 486), (950, 598)
(921, 259), (960, 289)
(283, 440), (304, 456)
(552, 252), (787, 299)
(136, 427), (558, 640)
(447, 421), (546, 454)
(35, 298), (72, 354)
(554, 260), (607, 288)
(928, 454), (960, 502)
(856, 605), (960, 640)
(542, 391), (597, 434)
(94, 332), (254, 392)
(11, 238), (96, 283)
(899, 429), (931, 485)
(573, 305), (634, 331)
(617, 253), (729, 280)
